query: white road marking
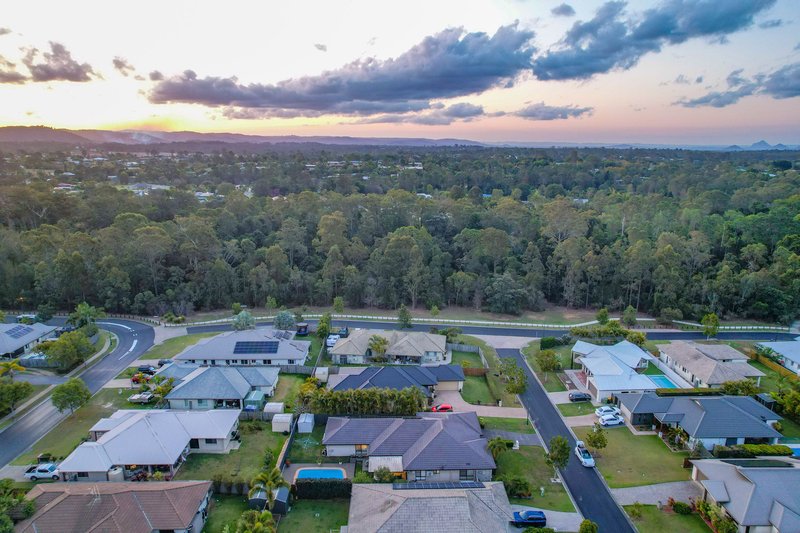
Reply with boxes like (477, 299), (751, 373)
(118, 339), (138, 360)
(99, 321), (133, 331)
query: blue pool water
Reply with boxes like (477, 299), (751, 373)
(649, 375), (678, 388)
(296, 468), (345, 480)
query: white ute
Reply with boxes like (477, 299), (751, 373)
(24, 463), (60, 481)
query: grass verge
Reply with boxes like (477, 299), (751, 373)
(494, 445), (574, 512)
(480, 416), (535, 434)
(522, 342), (569, 392)
(557, 402), (595, 417)
(139, 332), (219, 360)
(625, 505), (710, 533)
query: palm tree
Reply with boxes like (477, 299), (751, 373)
(235, 509), (276, 533)
(488, 437), (509, 459)
(368, 335), (389, 362)
(0, 359), (25, 381)
(248, 468), (289, 510)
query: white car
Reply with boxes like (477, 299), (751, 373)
(574, 441), (595, 467)
(24, 463), (60, 481)
(326, 334), (340, 348)
(595, 406), (621, 417)
(599, 414), (625, 427)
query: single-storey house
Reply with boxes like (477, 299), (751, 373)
(323, 412), (495, 482)
(160, 364), (280, 410)
(330, 365), (465, 398)
(59, 410), (240, 481)
(330, 329), (447, 365)
(573, 340), (657, 401)
(691, 458), (800, 533)
(347, 481), (513, 533)
(617, 393), (782, 449)
(757, 336), (800, 376)
(173, 328), (310, 366)
(0, 323), (57, 359)
(15, 481), (212, 533)
(659, 341), (764, 388)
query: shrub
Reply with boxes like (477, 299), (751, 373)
(578, 519), (599, 533)
(741, 444), (793, 456)
(628, 502), (644, 520)
(500, 475), (532, 498)
(352, 471), (373, 483)
(774, 421), (783, 433)
(293, 478), (352, 499)
(672, 501), (692, 515)
(540, 337), (559, 350)
(523, 528), (555, 533)
(374, 467), (395, 483)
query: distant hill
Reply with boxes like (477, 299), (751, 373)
(0, 126), (88, 144)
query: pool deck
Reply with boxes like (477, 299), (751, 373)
(283, 462), (355, 483)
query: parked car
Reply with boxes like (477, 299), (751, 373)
(157, 359), (172, 367)
(574, 440), (595, 467)
(595, 405), (621, 417)
(137, 365), (156, 375)
(326, 334), (340, 348)
(337, 326), (349, 338)
(131, 373), (152, 384)
(569, 391), (592, 402)
(24, 463), (60, 481)
(128, 391), (155, 404)
(510, 510), (546, 528)
(431, 404), (453, 412)
(599, 414), (625, 427)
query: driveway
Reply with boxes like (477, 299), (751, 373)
(511, 504), (584, 532)
(483, 429), (541, 446)
(436, 390), (528, 418)
(102, 379), (136, 389)
(611, 481), (703, 506)
(472, 335), (536, 349)
(0, 465), (31, 482)
(548, 391), (574, 404)
(563, 414), (598, 428)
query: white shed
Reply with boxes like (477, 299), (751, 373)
(313, 366), (329, 383)
(298, 413), (314, 434)
(272, 413), (293, 433)
(263, 402), (285, 421)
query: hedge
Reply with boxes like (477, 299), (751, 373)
(655, 388), (724, 397)
(540, 337), (559, 350)
(293, 478), (352, 499)
(713, 444), (793, 458)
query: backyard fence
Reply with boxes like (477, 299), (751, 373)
(747, 352), (799, 380)
(462, 367), (488, 376)
(447, 342), (489, 369)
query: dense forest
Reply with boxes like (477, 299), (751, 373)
(0, 146), (798, 324)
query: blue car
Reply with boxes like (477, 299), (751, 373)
(511, 510), (547, 528)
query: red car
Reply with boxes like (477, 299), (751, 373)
(431, 404), (453, 412)
(131, 373), (152, 384)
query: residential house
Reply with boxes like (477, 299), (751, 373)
(617, 392), (782, 449)
(659, 341), (764, 388)
(572, 340), (657, 401)
(59, 410), (240, 481)
(347, 481), (513, 533)
(323, 412), (495, 482)
(330, 329), (447, 365)
(173, 328), (310, 366)
(757, 336), (800, 376)
(158, 364), (280, 410)
(691, 458), (800, 533)
(15, 481), (212, 533)
(0, 323), (57, 359)
(329, 365), (465, 399)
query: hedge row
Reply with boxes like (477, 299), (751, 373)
(293, 478), (352, 499)
(712, 444), (793, 458)
(655, 388), (724, 396)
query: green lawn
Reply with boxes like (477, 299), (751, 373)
(307, 336), (323, 365)
(458, 335), (520, 406)
(288, 426), (326, 463)
(203, 495), (249, 533)
(452, 350), (483, 367)
(116, 367), (139, 379)
(480, 417), (535, 434)
(462, 375), (496, 405)
(273, 374), (307, 411)
(139, 332), (219, 360)
(12, 388), (151, 465)
(573, 426), (690, 488)
(522, 342), (569, 392)
(779, 416), (800, 439)
(277, 499), (350, 533)
(625, 505), (710, 533)
(642, 362), (665, 375)
(493, 446), (574, 512)
(557, 402), (595, 417)
(175, 420), (287, 482)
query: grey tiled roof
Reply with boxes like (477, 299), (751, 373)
(332, 365), (464, 396)
(166, 366), (279, 400)
(174, 328), (309, 362)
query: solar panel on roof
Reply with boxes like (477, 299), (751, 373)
(233, 341), (279, 354)
(392, 481), (484, 490)
(5, 325), (34, 339)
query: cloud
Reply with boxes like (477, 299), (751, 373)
(677, 83), (757, 107)
(0, 28), (11, 36)
(674, 74), (691, 84)
(149, 70), (164, 81)
(677, 63), (799, 107)
(695, 75), (704, 83)
(763, 63), (800, 99)
(113, 57), (136, 76)
(22, 42), (96, 82)
(150, 24), (536, 118)
(354, 102), (487, 125)
(532, 0), (776, 80)
(513, 102), (593, 120)
(551, 3), (576, 17)
(0, 55), (26, 84)
(314, 43), (328, 52)
(759, 19), (783, 29)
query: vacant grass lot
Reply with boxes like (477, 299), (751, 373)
(573, 426), (690, 488)
(557, 402), (595, 417)
(203, 495), (249, 533)
(13, 388), (151, 465)
(625, 505), (710, 533)
(522, 342), (569, 392)
(175, 421), (287, 482)
(277, 499), (349, 532)
(139, 332), (219, 360)
(493, 446), (574, 512)
(480, 416), (535, 434)
(273, 373), (307, 410)
(462, 375), (496, 405)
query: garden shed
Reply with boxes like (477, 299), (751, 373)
(271, 413), (293, 433)
(262, 402), (284, 421)
(244, 390), (266, 411)
(298, 413), (314, 433)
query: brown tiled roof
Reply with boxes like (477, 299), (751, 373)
(15, 481), (211, 533)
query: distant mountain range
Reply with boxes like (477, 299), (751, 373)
(0, 126), (797, 151)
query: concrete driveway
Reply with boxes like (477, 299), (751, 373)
(436, 391), (528, 418)
(611, 481), (703, 506)
(472, 335), (536, 349)
(563, 414), (598, 427)
(511, 504), (584, 532)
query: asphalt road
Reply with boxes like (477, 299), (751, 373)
(498, 348), (636, 533)
(0, 319), (153, 468)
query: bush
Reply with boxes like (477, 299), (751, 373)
(713, 444), (793, 458)
(672, 501), (693, 515)
(500, 475), (532, 498)
(628, 502), (644, 520)
(523, 528), (555, 533)
(374, 467), (395, 483)
(352, 471), (373, 483)
(540, 337), (560, 350)
(774, 421), (783, 433)
(293, 479), (352, 499)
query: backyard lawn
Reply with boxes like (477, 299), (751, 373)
(458, 335), (520, 406)
(642, 362), (665, 375)
(557, 402), (595, 417)
(625, 505), (710, 533)
(451, 350), (483, 367)
(139, 332), (219, 360)
(203, 495), (249, 533)
(480, 416), (535, 434)
(12, 388), (151, 465)
(287, 426), (326, 463)
(277, 499), (349, 532)
(493, 446), (574, 512)
(522, 342), (569, 392)
(175, 420), (287, 482)
(461, 375), (495, 405)
(273, 373), (307, 410)
(573, 426), (690, 488)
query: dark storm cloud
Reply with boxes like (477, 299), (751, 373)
(762, 63), (800, 99)
(22, 42), (96, 82)
(551, 4), (576, 17)
(677, 63), (800, 107)
(149, 24), (535, 117)
(149, 70), (164, 81)
(513, 102), (593, 120)
(113, 57), (135, 76)
(532, 0), (776, 80)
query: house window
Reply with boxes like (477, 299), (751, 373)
(266, 360), (272, 365)
(355, 444), (368, 455)
(184, 400), (191, 408)
(459, 470), (476, 481)
(197, 399), (207, 406)
(205, 438), (218, 444)
(77, 472), (88, 477)
(289, 360), (295, 365)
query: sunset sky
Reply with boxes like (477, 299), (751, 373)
(1, 0), (798, 144)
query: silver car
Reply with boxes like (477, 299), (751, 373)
(595, 405), (621, 417)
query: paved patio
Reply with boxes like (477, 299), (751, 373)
(611, 481), (703, 506)
(436, 390), (528, 418)
(511, 504), (584, 532)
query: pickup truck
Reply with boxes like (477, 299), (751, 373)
(128, 391), (155, 404)
(510, 510), (547, 528)
(25, 463), (60, 481)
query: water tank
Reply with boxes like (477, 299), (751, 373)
(108, 466), (125, 482)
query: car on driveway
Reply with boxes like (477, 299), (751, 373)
(569, 391), (592, 402)
(599, 414), (625, 427)
(510, 510), (547, 528)
(131, 373), (152, 384)
(326, 334), (340, 348)
(137, 365), (156, 375)
(595, 405), (621, 417)
(431, 404), (453, 412)
(575, 440), (595, 467)
(25, 463), (60, 481)
(157, 359), (172, 367)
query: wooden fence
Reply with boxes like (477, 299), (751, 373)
(463, 367), (488, 376)
(447, 342), (489, 369)
(748, 353), (799, 380)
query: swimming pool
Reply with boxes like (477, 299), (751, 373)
(294, 468), (346, 480)
(649, 375), (677, 388)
